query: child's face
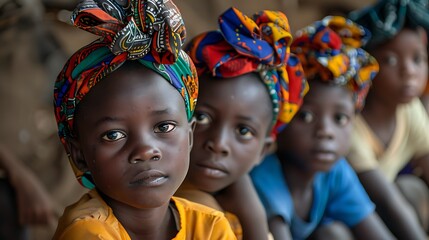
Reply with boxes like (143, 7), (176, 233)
(276, 81), (354, 173)
(187, 73), (273, 193)
(70, 66), (193, 209)
(370, 28), (428, 104)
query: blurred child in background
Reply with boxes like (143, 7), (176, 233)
(250, 16), (394, 240)
(348, 0), (429, 238)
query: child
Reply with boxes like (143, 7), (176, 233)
(174, 7), (308, 240)
(52, 0), (236, 239)
(347, 0), (429, 238)
(250, 16), (395, 240)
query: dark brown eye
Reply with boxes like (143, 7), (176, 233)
(236, 126), (254, 139)
(195, 112), (211, 125)
(102, 130), (126, 141)
(335, 113), (350, 126)
(154, 122), (176, 133)
(385, 55), (398, 66)
(298, 110), (314, 123)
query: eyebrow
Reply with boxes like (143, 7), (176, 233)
(237, 115), (259, 124)
(197, 103), (215, 111)
(151, 108), (172, 116)
(199, 103), (262, 124)
(94, 116), (125, 126)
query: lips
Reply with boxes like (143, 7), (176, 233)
(311, 148), (337, 163)
(130, 170), (168, 186)
(195, 161), (228, 178)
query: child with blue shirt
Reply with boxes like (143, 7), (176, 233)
(250, 16), (394, 240)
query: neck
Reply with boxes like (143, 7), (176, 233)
(362, 92), (398, 122)
(281, 161), (314, 192)
(103, 193), (177, 239)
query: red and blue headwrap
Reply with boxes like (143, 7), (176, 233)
(291, 16), (379, 110)
(54, 0), (198, 189)
(186, 7), (308, 137)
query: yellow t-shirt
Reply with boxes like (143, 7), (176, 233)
(53, 189), (237, 239)
(347, 98), (429, 182)
(175, 186), (243, 240)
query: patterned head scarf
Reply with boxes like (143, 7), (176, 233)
(349, 0), (429, 48)
(54, 0), (198, 189)
(186, 7), (308, 137)
(291, 16), (379, 110)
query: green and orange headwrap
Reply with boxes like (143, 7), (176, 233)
(54, 0), (198, 188)
(291, 16), (379, 110)
(186, 7), (308, 137)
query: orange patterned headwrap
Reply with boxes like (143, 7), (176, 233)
(291, 16), (379, 110)
(186, 7), (308, 137)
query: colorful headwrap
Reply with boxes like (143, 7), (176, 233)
(186, 7), (308, 137)
(291, 16), (379, 110)
(54, 0), (198, 189)
(349, 0), (429, 48)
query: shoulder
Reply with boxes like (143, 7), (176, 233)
(330, 158), (352, 172)
(53, 189), (124, 239)
(250, 154), (288, 205)
(172, 196), (226, 219)
(172, 197), (237, 239)
(250, 154), (294, 222)
(316, 159), (361, 193)
(323, 158), (357, 183)
(402, 98), (429, 124)
(250, 154), (282, 182)
(60, 189), (111, 223)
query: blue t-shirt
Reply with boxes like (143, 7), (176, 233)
(250, 154), (375, 240)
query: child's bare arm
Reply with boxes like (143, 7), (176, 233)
(351, 213), (395, 240)
(0, 144), (56, 227)
(268, 216), (292, 240)
(411, 154), (429, 185)
(358, 169), (427, 240)
(216, 174), (270, 240)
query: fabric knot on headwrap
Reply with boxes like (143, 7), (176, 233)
(291, 16), (379, 110)
(349, 0), (429, 48)
(186, 7), (308, 137)
(54, 0), (198, 189)
(72, 0), (185, 62)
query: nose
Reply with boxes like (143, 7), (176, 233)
(128, 134), (161, 164)
(315, 116), (334, 140)
(204, 125), (230, 156)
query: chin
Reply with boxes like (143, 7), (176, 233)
(188, 176), (223, 194)
(311, 160), (336, 173)
(397, 95), (416, 104)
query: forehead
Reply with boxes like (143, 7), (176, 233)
(198, 73), (272, 115)
(76, 65), (186, 118)
(373, 28), (427, 53)
(304, 81), (354, 110)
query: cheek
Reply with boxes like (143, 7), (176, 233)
(375, 70), (398, 86)
(166, 135), (191, 171)
(189, 135), (205, 160)
(417, 66), (428, 85)
(234, 142), (265, 172)
(336, 127), (352, 155)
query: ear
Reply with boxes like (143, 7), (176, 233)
(257, 136), (275, 165)
(188, 117), (197, 150)
(67, 138), (89, 172)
